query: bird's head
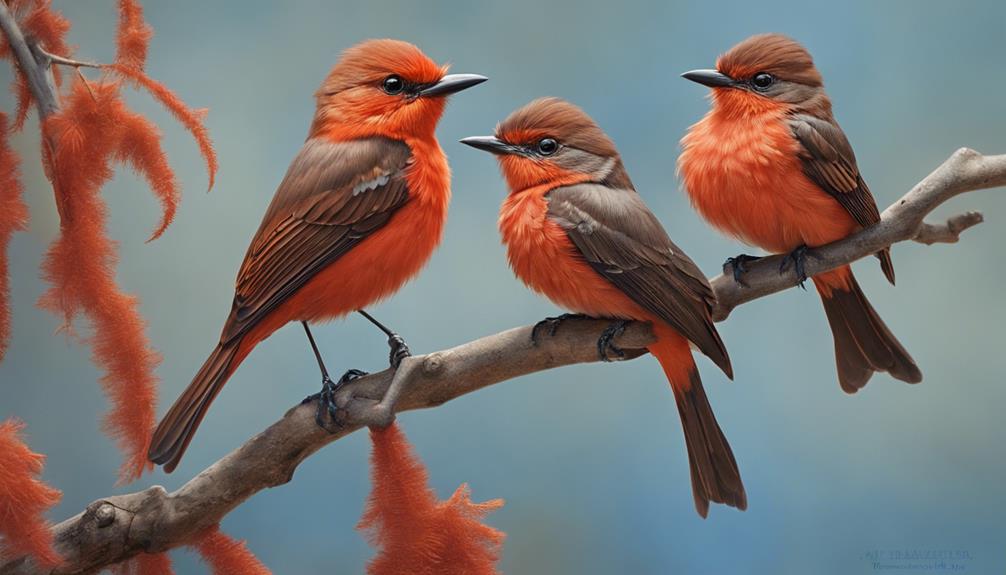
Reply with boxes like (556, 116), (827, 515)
(460, 98), (626, 192)
(311, 39), (486, 140)
(682, 34), (831, 117)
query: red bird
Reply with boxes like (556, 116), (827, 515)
(149, 39), (486, 472)
(462, 98), (746, 517)
(679, 34), (921, 392)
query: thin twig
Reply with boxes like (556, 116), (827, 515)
(36, 47), (103, 70)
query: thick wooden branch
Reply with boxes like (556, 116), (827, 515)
(3, 147), (1002, 574)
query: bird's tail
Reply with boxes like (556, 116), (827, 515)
(649, 328), (746, 518)
(814, 266), (922, 393)
(148, 340), (243, 473)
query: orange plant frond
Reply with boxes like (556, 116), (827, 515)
(111, 552), (174, 575)
(0, 419), (62, 567)
(115, 0), (152, 71)
(359, 423), (505, 575)
(115, 109), (179, 242)
(39, 79), (161, 483)
(21, 0), (71, 88)
(191, 525), (271, 575)
(0, 113), (28, 361)
(111, 64), (217, 190)
(12, 69), (32, 132)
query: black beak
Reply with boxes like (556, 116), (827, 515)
(681, 69), (735, 88)
(419, 73), (488, 97)
(459, 135), (518, 156)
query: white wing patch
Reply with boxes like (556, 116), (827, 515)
(352, 173), (390, 196)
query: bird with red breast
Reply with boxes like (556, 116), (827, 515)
(679, 33), (921, 393)
(462, 98), (746, 517)
(148, 39), (486, 473)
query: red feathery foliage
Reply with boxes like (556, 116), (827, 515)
(111, 64), (217, 190)
(19, 0), (70, 57)
(111, 552), (174, 575)
(359, 423), (505, 575)
(19, 0), (70, 88)
(191, 525), (271, 575)
(39, 79), (172, 482)
(115, 0), (152, 71)
(12, 71), (31, 132)
(116, 109), (179, 241)
(0, 419), (62, 567)
(0, 113), (28, 361)
(0, 0), (217, 483)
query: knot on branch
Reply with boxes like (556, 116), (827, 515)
(93, 503), (116, 528)
(422, 352), (447, 377)
(953, 147), (980, 162)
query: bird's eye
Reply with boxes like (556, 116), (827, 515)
(382, 75), (405, 95)
(537, 138), (558, 156)
(751, 73), (775, 91)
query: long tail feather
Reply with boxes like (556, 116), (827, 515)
(148, 341), (240, 472)
(649, 330), (746, 517)
(815, 267), (921, 393)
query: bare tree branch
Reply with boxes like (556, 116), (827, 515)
(3, 4), (1005, 574)
(2, 146), (1002, 574)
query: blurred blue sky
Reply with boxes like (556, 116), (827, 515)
(2, 1), (1005, 573)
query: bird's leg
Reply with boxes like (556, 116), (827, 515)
(778, 244), (816, 289)
(597, 319), (631, 362)
(357, 309), (411, 368)
(299, 321), (367, 432)
(723, 254), (762, 286)
(531, 312), (588, 345)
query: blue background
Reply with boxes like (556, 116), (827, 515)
(2, 1), (1005, 573)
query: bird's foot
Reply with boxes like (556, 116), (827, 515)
(387, 333), (411, 369)
(723, 254), (762, 287)
(597, 320), (630, 362)
(531, 313), (588, 346)
(778, 245), (817, 289)
(301, 368), (368, 432)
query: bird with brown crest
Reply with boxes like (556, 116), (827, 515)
(679, 33), (922, 393)
(462, 98), (746, 518)
(148, 39), (486, 473)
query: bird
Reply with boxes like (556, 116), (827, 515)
(148, 39), (486, 473)
(461, 98), (746, 517)
(679, 33), (922, 393)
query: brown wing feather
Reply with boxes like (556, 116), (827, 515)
(790, 114), (895, 284)
(221, 137), (411, 343)
(546, 182), (732, 378)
